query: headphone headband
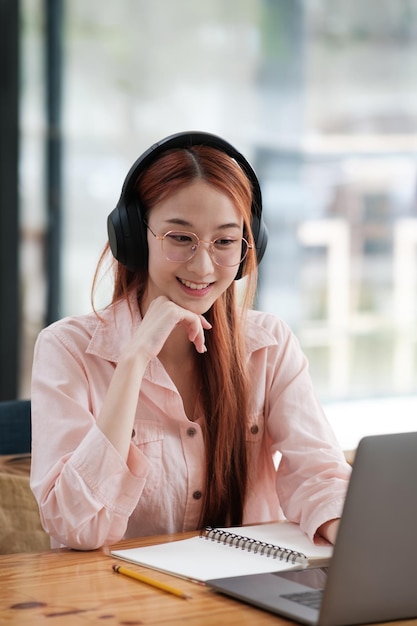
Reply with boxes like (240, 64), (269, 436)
(107, 131), (268, 279)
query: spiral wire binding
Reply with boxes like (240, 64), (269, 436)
(200, 526), (308, 564)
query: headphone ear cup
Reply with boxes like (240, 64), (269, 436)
(253, 216), (268, 266)
(107, 198), (148, 271)
(235, 211), (268, 280)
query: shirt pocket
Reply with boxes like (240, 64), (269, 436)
(132, 419), (164, 494)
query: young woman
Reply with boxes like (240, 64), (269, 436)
(30, 131), (351, 550)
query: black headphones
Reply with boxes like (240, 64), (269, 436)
(107, 131), (268, 279)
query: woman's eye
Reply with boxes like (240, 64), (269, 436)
(215, 238), (237, 248)
(167, 233), (193, 244)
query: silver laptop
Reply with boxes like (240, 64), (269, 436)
(207, 431), (417, 626)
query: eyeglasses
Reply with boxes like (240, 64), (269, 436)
(146, 223), (252, 267)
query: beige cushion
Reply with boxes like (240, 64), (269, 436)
(0, 456), (50, 554)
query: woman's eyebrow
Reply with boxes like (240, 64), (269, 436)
(163, 218), (192, 228)
(217, 222), (242, 230)
(163, 218), (242, 230)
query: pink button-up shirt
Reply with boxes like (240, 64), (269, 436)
(30, 299), (351, 550)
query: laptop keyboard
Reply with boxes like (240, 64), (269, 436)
(281, 590), (323, 610)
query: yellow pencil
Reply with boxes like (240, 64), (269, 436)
(112, 564), (192, 599)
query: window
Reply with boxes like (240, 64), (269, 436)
(20, 1), (417, 432)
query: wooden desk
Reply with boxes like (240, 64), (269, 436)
(1, 533), (417, 626)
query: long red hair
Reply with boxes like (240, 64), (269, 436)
(93, 145), (259, 527)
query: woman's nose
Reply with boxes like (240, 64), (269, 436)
(186, 242), (215, 274)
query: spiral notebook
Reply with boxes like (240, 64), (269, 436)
(110, 522), (333, 582)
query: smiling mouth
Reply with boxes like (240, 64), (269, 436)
(178, 278), (211, 290)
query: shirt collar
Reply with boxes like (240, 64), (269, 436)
(244, 309), (279, 353)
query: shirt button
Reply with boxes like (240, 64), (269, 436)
(250, 424), (259, 435)
(131, 429), (136, 438)
(187, 427), (197, 437)
(193, 490), (202, 500)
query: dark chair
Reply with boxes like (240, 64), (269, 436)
(0, 399), (31, 455)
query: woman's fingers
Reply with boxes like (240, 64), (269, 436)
(136, 297), (212, 357)
(185, 315), (212, 354)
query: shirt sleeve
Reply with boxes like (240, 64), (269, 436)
(262, 317), (351, 541)
(30, 323), (151, 550)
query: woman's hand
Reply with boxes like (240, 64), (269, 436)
(128, 296), (212, 361)
(317, 518), (339, 545)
